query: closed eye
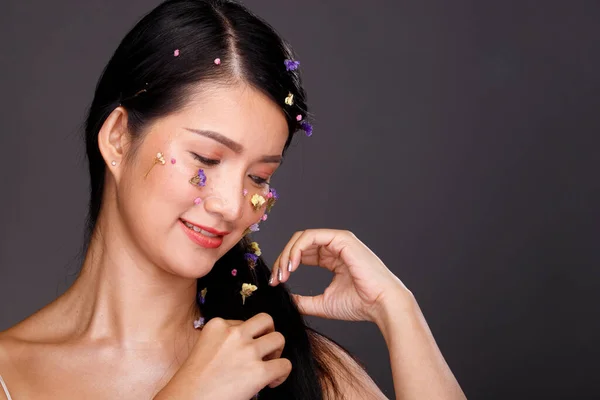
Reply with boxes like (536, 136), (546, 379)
(250, 175), (269, 186)
(191, 153), (220, 166)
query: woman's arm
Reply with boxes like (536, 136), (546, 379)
(373, 287), (466, 400)
(318, 288), (466, 400)
(275, 229), (467, 399)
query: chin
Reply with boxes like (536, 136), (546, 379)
(166, 242), (239, 280)
(166, 255), (216, 279)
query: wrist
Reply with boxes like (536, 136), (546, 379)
(371, 285), (420, 340)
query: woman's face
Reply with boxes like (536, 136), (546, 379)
(116, 82), (288, 278)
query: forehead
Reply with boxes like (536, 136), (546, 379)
(163, 82), (289, 152)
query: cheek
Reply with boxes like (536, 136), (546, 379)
(156, 155), (206, 212)
(120, 152), (194, 224)
(130, 148), (272, 232)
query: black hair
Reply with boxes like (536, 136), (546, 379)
(83, 0), (355, 398)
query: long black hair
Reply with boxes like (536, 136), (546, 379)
(83, 0), (354, 398)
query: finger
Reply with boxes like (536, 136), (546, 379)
(277, 229), (329, 284)
(254, 331), (285, 361)
(292, 293), (327, 318)
(239, 312), (275, 338)
(264, 358), (292, 389)
(286, 229), (349, 275)
(271, 230), (304, 286)
(203, 317), (244, 331)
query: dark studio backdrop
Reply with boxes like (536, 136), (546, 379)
(0, 1), (598, 399)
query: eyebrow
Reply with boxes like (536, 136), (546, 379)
(184, 127), (283, 164)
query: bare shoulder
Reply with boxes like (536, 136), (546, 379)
(0, 328), (25, 399)
(0, 311), (57, 394)
(311, 332), (390, 400)
(0, 322), (31, 372)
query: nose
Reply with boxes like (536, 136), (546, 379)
(202, 180), (245, 222)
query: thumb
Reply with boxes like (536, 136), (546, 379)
(292, 293), (327, 318)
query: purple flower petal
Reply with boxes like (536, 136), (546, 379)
(269, 188), (279, 200)
(193, 317), (205, 329)
(197, 169), (207, 186)
(249, 223), (260, 232)
(245, 253), (259, 262)
(284, 59), (300, 71)
(300, 121), (313, 137)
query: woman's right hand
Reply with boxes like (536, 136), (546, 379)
(153, 312), (291, 400)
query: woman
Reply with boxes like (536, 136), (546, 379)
(0, 0), (466, 398)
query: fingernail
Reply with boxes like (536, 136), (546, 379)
(278, 267), (283, 281)
(287, 260), (293, 272)
(269, 276), (273, 285)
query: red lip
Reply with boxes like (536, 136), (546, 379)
(180, 220), (225, 249)
(180, 220), (231, 236)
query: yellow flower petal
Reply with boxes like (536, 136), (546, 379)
(284, 92), (294, 106)
(250, 194), (266, 209)
(250, 242), (262, 256)
(240, 283), (258, 305)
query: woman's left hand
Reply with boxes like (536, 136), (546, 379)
(270, 229), (411, 323)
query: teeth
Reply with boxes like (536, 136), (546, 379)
(184, 221), (219, 237)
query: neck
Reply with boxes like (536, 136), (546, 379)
(58, 210), (201, 349)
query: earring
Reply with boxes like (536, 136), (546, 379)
(144, 152), (166, 178)
(111, 160), (117, 166)
(189, 169), (207, 187)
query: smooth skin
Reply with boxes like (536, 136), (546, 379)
(0, 81), (466, 399)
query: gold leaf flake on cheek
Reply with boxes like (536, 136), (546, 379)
(144, 152), (167, 178)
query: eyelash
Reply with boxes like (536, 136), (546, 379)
(191, 153), (270, 187)
(192, 153), (220, 166)
(251, 176), (270, 186)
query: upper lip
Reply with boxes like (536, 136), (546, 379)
(181, 219), (230, 236)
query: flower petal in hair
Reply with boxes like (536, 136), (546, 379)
(243, 222), (260, 236)
(199, 287), (208, 304)
(240, 283), (258, 305)
(284, 92), (294, 106)
(284, 59), (300, 71)
(300, 121), (313, 137)
(245, 253), (259, 269)
(249, 241), (261, 256)
(250, 223), (260, 232)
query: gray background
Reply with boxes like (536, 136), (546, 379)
(1, 1), (599, 399)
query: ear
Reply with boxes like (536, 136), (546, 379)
(98, 106), (130, 183)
